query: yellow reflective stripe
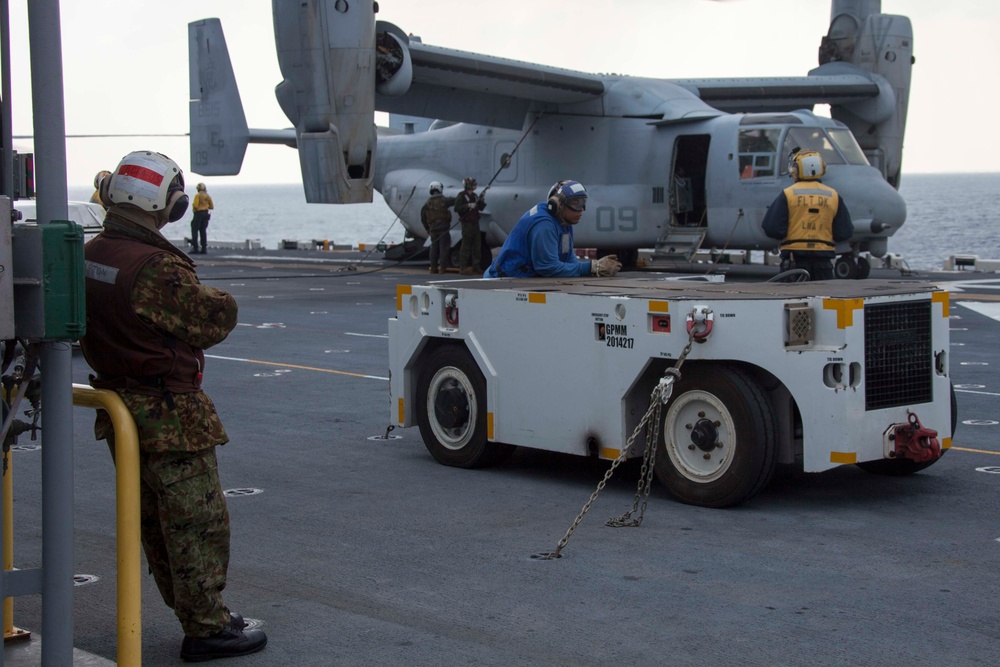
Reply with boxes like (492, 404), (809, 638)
(648, 300), (669, 313)
(830, 451), (857, 464)
(600, 447), (620, 460)
(528, 293), (547, 304)
(942, 437), (951, 450)
(396, 284), (412, 311)
(932, 290), (950, 318)
(823, 298), (863, 328)
(398, 397), (405, 424)
(488, 412), (495, 440)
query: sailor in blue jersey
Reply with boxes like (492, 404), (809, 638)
(484, 180), (622, 278)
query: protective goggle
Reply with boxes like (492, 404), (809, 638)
(563, 197), (587, 212)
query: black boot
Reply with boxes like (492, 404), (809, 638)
(180, 614), (267, 662)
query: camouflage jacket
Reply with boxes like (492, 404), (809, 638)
(420, 195), (455, 233)
(82, 211), (237, 453)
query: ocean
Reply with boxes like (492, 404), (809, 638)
(69, 172), (999, 271)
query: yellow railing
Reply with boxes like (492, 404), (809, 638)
(70, 384), (141, 667)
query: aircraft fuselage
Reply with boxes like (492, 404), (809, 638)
(374, 109), (904, 259)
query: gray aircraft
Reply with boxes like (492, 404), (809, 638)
(189, 0), (912, 277)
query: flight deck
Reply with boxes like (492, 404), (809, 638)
(6, 251), (1000, 666)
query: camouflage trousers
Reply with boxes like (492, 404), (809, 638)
(109, 438), (232, 637)
(459, 223), (481, 269)
(142, 447), (232, 637)
(428, 226), (452, 269)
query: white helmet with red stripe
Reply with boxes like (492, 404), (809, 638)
(106, 150), (189, 222)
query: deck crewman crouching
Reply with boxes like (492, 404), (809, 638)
(762, 150), (853, 281)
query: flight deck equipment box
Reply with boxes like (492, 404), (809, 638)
(388, 276), (953, 507)
(11, 219), (86, 341)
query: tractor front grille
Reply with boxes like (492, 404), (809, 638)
(864, 300), (932, 411)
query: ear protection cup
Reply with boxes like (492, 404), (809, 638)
(546, 180), (567, 214)
(98, 173), (112, 205)
(166, 187), (189, 222)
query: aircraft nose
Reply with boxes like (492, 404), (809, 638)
(832, 168), (907, 235)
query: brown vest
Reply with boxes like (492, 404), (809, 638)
(81, 230), (204, 397)
(456, 191), (481, 224)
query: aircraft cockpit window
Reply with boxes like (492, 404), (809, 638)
(738, 128), (780, 179)
(827, 129), (870, 165)
(780, 127), (845, 174)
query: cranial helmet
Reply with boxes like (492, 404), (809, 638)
(463, 177), (477, 190)
(93, 170), (112, 190)
(106, 151), (189, 222)
(789, 150), (826, 181)
(546, 179), (588, 214)
(429, 181), (443, 195)
(197, 182), (207, 192)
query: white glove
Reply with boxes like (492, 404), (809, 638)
(591, 254), (622, 277)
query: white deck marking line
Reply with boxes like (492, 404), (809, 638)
(344, 332), (389, 339)
(957, 301), (1000, 321)
(954, 389), (1000, 397)
(206, 354), (388, 381)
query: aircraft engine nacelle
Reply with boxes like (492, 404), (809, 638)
(375, 22), (413, 97)
(272, 0), (377, 204)
(817, 2), (913, 189)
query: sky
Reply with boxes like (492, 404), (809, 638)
(6, 0), (1000, 189)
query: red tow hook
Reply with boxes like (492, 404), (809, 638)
(891, 412), (941, 463)
(685, 307), (714, 343)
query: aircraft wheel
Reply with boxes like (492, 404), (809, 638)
(416, 345), (514, 468)
(856, 383), (955, 476)
(654, 365), (778, 508)
(855, 256), (871, 279)
(834, 256), (858, 279)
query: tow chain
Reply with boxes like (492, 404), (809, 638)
(533, 325), (700, 560)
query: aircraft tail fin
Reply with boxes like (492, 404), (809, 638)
(815, 1), (913, 187)
(188, 19), (249, 176)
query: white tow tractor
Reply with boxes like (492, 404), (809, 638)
(388, 275), (954, 507)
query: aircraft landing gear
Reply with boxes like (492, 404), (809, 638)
(856, 256), (871, 279)
(834, 254), (871, 280)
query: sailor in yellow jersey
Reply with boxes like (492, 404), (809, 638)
(191, 182), (214, 254)
(90, 170), (112, 209)
(762, 150), (853, 281)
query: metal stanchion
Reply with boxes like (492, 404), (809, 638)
(71, 385), (141, 667)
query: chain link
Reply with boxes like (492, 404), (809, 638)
(538, 327), (698, 559)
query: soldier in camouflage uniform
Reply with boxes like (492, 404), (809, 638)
(80, 151), (267, 662)
(455, 176), (487, 275)
(420, 181), (456, 273)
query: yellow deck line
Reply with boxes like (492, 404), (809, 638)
(951, 446), (1000, 457)
(206, 354), (388, 380)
